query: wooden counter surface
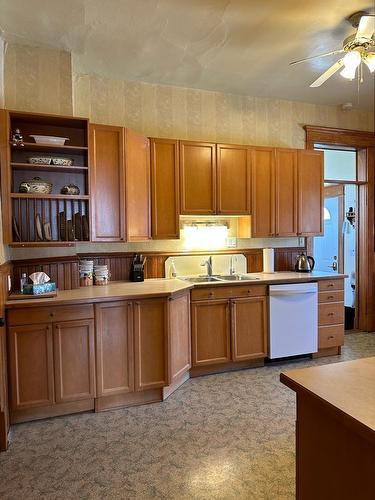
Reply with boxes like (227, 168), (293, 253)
(281, 356), (375, 437)
(6, 279), (193, 308)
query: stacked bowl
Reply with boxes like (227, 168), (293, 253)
(79, 260), (94, 287)
(94, 265), (110, 286)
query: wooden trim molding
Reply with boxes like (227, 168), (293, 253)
(305, 125), (375, 149)
(304, 124), (375, 332)
(0, 261), (11, 451)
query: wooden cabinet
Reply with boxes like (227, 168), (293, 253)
(231, 297), (267, 361)
(53, 319), (95, 403)
(90, 124), (125, 242)
(150, 138), (180, 239)
(180, 141), (216, 214)
(7, 305), (95, 421)
(134, 299), (169, 390)
(8, 323), (54, 411)
(251, 147), (275, 237)
(192, 299), (231, 366)
(217, 144), (251, 214)
(95, 302), (134, 396)
(297, 150), (323, 236)
(90, 124), (151, 242)
(125, 129), (151, 241)
(275, 149), (298, 236)
(191, 286), (267, 370)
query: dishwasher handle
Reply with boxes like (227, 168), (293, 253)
(270, 290), (317, 296)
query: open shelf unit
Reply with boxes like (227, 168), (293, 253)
(1, 110), (91, 245)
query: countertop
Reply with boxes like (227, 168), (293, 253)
(6, 279), (193, 308)
(6, 271), (345, 308)
(280, 357), (375, 436)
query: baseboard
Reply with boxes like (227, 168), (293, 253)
(163, 370), (190, 400)
(190, 358), (264, 377)
(95, 389), (162, 412)
(10, 399), (95, 424)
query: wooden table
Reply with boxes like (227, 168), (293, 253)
(281, 357), (375, 500)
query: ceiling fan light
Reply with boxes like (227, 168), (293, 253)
(340, 66), (357, 80)
(363, 53), (375, 73)
(343, 50), (362, 70)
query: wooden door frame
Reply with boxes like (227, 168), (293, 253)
(322, 184), (345, 274)
(305, 125), (375, 332)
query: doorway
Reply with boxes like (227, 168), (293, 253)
(313, 149), (358, 330)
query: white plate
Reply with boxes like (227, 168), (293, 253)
(30, 135), (70, 146)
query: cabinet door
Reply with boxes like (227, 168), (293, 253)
(95, 302), (134, 396)
(191, 299), (231, 366)
(134, 299), (168, 391)
(297, 150), (324, 236)
(90, 124), (125, 241)
(8, 323), (54, 410)
(180, 141), (216, 214)
(125, 129), (151, 241)
(275, 149), (298, 236)
(251, 147), (275, 237)
(231, 297), (268, 361)
(151, 138), (180, 239)
(0, 310), (9, 450)
(53, 319), (95, 403)
(217, 144), (251, 214)
(169, 292), (191, 382)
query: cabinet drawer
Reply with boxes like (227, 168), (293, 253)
(8, 304), (94, 326)
(318, 279), (344, 292)
(319, 325), (344, 349)
(318, 290), (344, 303)
(191, 284), (267, 301)
(318, 303), (344, 326)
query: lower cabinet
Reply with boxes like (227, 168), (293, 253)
(8, 323), (54, 410)
(231, 297), (267, 361)
(7, 306), (95, 421)
(95, 298), (169, 396)
(53, 320), (95, 403)
(192, 290), (268, 369)
(192, 299), (231, 366)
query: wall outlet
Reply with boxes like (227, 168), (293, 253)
(226, 237), (237, 248)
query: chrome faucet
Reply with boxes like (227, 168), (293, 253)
(201, 256), (213, 276)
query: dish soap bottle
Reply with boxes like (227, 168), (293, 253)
(169, 259), (177, 278)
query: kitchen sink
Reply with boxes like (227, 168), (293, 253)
(181, 276), (221, 283)
(216, 275), (260, 281)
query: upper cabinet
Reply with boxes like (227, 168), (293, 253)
(217, 144), (251, 214)
(179, 141), (251, 216)
(180, 141), (216, 215)
(90, 124), (151, 242)
(275, 149), (298, 237)
(250, 147), (323, 237)
(251, 147), (275, 237)
(150, 138), (180, 239)
(297, 150), (323, 236)
(90, 124), (125, 242)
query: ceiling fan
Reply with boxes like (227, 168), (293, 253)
(290, 11), (375, 87)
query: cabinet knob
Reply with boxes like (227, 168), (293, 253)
(50, 313), (54, 317)
(328, 283), (334, 287)
(328, 335), (335, 340)
(328, 312), (334, 316)
(327, 295), (334, 299)
(0, 318), (5, 327)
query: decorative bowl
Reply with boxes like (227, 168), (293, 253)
(30, 135), (69, 146)
(60, 184), (80, 195)
(28, 156), (52, 165)
(19, 177), (53, 194)
(51, 157), (73, 166)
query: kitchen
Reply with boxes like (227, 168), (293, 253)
(0, 2), (374, 499)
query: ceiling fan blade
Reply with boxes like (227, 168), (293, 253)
(290, 50), (345, 66)
(355, 15), (375, 41)
(310, 59), (344, 87)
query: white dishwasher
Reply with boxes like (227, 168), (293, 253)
(269, 282), (318, 359)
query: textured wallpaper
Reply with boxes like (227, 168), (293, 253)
(73, 72), (374, 149)
(4, 43), (73, 115)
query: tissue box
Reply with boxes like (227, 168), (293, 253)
(22, 282), (57, 295)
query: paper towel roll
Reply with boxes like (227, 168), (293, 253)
(263, 248), (274, 273)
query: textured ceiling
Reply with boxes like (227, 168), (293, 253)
(1, 0), (374, 108)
